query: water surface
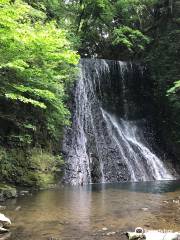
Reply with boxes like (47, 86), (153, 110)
(4, 180), (180, 240)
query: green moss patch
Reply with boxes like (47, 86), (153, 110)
(0, 147), (64, 188)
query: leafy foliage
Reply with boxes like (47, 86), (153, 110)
(54, 0), (158, 58)
(113, 26), (150, 54)
(0, 147), (64, 187)
(167, 81), (180, 96)
(144, 0), (180, 153)
(0, 0), (79, 146)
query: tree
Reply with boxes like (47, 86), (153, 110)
(54, 0), (158, 58)
(0, 0), (79, 146)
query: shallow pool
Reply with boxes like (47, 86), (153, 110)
(3, 180), (180, 240)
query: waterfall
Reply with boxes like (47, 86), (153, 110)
(102, 110), (173, 181)
(63, 59), (174, 185)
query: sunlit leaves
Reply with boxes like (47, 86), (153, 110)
(113, 26), (150, 53)
(5, 93), (47, 109)
(167, 81), (180, 95)
(0, 0), (79, 142)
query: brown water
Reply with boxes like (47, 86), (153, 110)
(3, 180), (180, 240)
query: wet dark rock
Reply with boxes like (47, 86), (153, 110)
(0, 213), (11, 235)
(0, 185), (17, 202)
(0, 228), (9, 234)
(19, 190), (29, 196)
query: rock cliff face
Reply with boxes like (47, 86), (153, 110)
(63, 59), (174, 185)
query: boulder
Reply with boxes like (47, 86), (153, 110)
(0, 228), (9, 234)
(0, 185), (17, 202)
(126, 230), (180, 240)
(145, 232), (180, 240)
(126, 232), (145, 239)
(0, 214), (11, 228)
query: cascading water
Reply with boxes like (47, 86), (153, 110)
(101, 111), (173, 181)
(63, 59), (174, 185)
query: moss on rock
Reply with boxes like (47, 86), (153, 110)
(0, 147), (64, 188)
(0, 184), (17, 201)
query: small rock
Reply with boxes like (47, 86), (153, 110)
(0, 185), (17, 202)
(15, 206), (21, 211)
(144, 224), (150, 228)
(107, 231), (116, 236)
(141, 208), (149, 211)
(163, 201), (168, 204)
(20, 190), (29, 195)
(19, 190), (30, 196)
(102, 227), (108, 231)
(0, 214), (11, 227)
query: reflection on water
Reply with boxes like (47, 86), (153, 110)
(91, 180), (180, 193)
(4, 180), (180, 240)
